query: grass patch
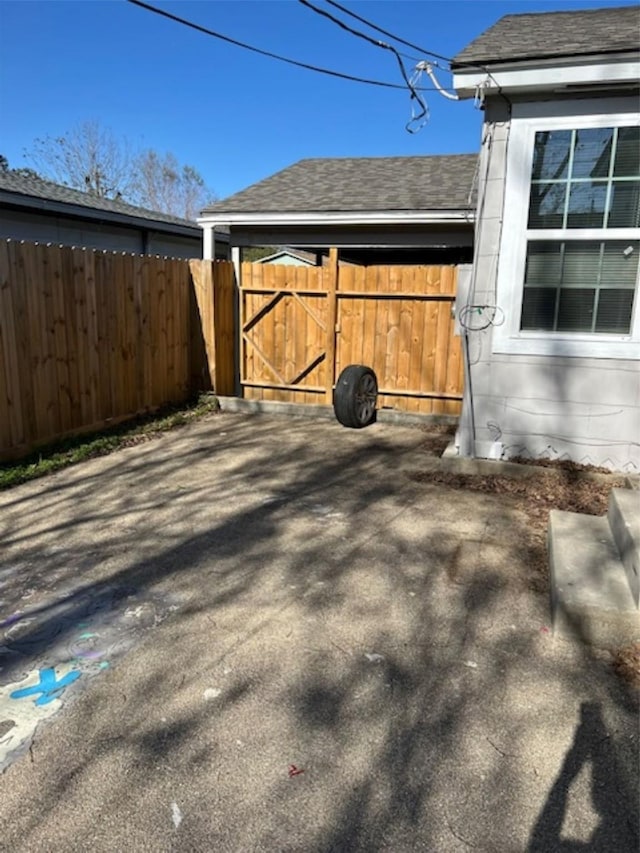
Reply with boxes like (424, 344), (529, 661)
(0, 393), (221, 491)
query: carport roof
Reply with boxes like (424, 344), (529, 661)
(201, 154), (478, 216)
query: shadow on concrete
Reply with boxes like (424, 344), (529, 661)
(0, 412), (638, 851)
(528, 701), (638, 852)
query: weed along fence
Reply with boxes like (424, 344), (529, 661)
(0, 241), (234, 460)
(240, 254), (464, 415)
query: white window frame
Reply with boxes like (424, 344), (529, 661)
(493, 103), (640, 359)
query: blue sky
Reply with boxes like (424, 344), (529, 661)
(1, 0), (636, 200)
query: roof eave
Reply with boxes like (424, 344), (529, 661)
(0, 188), (214, 239)
(198, 209), (475, 227)
(453, 52), (640, 99)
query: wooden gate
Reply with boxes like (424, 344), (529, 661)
(239, 253), (463, 415)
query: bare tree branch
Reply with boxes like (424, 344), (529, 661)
(23, 120), (216, 218)
(131, 150), (216, 219)
(26, 120), (135, 199)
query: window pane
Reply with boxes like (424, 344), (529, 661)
(557, 289), (595, 331)
(567, 181), (607, 228)
(522, 241), (637, 334)
(532, 130), (571, 180)
(521, 287), (557, 330)
(608, 181), (640, 228)
(525, 241), (562, 285)
(563, 242), (601, 288)
(600, 241), (640, 288)
(572, 128), (613, 178)
(595, 290), (634, 333)
(524, 126), (639, 337)
(613, 127), (640, 177)
(528, 183), (566, 228)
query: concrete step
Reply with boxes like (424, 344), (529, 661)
(548, 510), (640, 648)
(608, 488), (640, 608)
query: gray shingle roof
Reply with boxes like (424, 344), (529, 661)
(452, 5), (640, 67)
(202, 154), (478, 215)
(0, 171), (201, 230)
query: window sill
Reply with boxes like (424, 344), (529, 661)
(491, 331), (640, 360)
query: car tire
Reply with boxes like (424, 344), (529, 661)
(333, 365), (378, 429)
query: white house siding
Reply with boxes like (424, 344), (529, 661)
(459, 98), (640, 473)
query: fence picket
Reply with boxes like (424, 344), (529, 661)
(238, 261), (463, 417)
(0, 242), (216, 460)
(0, 243), (463, 460)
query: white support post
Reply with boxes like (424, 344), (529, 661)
(203, 225), (215, 260)
(231, 246), (241, 282)
(231, 246), (242, 398)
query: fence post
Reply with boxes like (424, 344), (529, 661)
(189, 259), (214, 393)
(231, 248), (242, 398)
(324, 248), (339, 404)
(213, 260), (237, 397)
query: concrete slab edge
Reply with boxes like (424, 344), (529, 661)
(440, 442), (635, 485)
(548, 512), (640, 648)
(608, 489), (640, 608)
(215, 397), (458, 427)
(215, 397), (635, 485)
(417, 452), (628, 486)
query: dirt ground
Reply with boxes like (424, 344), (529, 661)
(414, 425), (640, 690)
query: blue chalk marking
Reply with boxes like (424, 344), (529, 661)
(99, 661), (109, 670)
(78, 632), (97, 640)
(10, 667), (82, 706)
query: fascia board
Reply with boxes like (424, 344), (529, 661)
(197, 210), (475, 228)
(453, 55), (640, 98)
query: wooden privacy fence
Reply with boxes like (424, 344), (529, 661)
(240, 254), (463, 415)
(189, 256), (236, 399)
(0, 241), (463, 460)
(0, 242), (235, 460)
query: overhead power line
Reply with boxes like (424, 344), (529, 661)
(297, 0), (428, 131)
(321, 0), (496, 74)
(323, 0), (452, 66)
(300, 0), (506, 107)
(125, 0), (440, 92)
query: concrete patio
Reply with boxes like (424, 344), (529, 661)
(0, 412), (637, 852)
